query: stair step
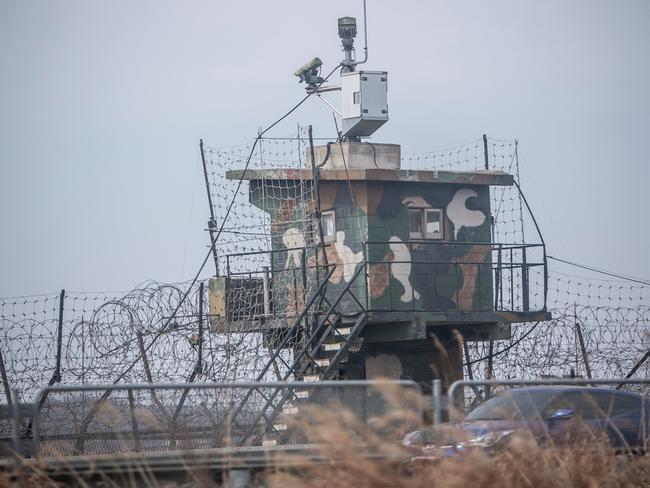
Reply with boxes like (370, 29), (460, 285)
(323, 343), (342, 352)
(274, 423), (288, 431)
(262, 440), (277, 447)
(302, 375), (320, 382)
(314, 358), (330, 367)
(283, 406), (299, 415)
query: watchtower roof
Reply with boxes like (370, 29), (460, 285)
(226, 168), (514, 186)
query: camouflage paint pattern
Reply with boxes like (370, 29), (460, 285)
(210, 168), (544, 329)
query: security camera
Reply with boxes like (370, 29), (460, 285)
(294, 57), (324, 85)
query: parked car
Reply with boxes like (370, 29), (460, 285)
(403, 386), (650, 459)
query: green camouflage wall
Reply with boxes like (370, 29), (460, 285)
(246, 178), (494, 318)
(363, 180), (494, 313)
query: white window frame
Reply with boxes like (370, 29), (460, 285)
(408, 207), (444, 240)
(424, 208), (444, 240)
(321, 210), (336, 243)
(408, 208), (424, 239)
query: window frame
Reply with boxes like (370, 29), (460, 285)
(408, 207), (444, 240)
(424, 208), (444, 240)
(321, 210), (336, 243)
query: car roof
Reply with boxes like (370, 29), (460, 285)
(499, 385), (646, 399)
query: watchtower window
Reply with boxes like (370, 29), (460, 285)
(321, 210), (336, 243)
(409, 209), (423, 239)
(409, 208), (443, 240)
(425, 209), (443, 239)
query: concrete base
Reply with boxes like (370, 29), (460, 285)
(311, 142), (401, 170)
(341, 332), (464, 396)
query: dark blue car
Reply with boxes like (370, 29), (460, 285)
(403, 386), (650, 458)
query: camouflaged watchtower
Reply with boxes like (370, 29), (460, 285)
(209, 141), (549, 391)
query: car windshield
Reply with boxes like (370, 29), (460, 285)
(465, 390), (557, 421)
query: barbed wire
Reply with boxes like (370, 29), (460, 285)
(1, 135), (647, 406)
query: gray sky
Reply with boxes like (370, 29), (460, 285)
(1, 0), (649, 296)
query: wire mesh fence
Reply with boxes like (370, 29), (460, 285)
(0, 134), (648, 458)
(27, 380), (423, 457)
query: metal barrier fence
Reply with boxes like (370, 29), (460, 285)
(434, 377), (650, 423)
(4, 377), (650, 459)
(5, 380), (422, 458)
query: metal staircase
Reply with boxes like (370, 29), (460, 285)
(228, 262), (369, 446)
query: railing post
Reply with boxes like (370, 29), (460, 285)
(494, 245), (502, 311)
(301, 251), (308, 308)
(363, 242), (370, 311)
(197, 282), (205, 374)
(509, 248), (514, 309)
(542, 244), (548, 310)
(522, 246), (529, 311)
(432, 379), (442, 425)
(454, 262), (460, 311)
(262, 266), (271, 316)
(477, 261), (482, 311)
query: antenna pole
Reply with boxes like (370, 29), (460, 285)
(355, 0), (369, 66)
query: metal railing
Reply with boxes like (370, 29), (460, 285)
(364, 241), (547, 314)
(432, 377), (650, 424)
(7, 379), (422, 458)
(218, 240), (547, 322)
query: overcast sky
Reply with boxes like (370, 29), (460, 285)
(1, 0), (649, 296)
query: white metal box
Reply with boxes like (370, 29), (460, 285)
(341, 70), (388, 138)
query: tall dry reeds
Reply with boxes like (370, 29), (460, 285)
(2, 382), (650, 487)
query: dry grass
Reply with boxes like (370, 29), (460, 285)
(2, 384), (649, 487)
(265, 384), (650, 488)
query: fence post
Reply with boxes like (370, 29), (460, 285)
(54, 289), (65, 384)
(0, 349), (12, 406)
(11, 389), (22, 461)
(482, 134), (489, 170)
(197, 282), (205, 374)
(127, 389), (141, 452)
(574, 303), (592, 380)
(200, 139), (220, 277)
(170, 287), (208, 447)
(137, 332), (171, 420)
(486, 340), (494, 399)
(432, 379), (442, 425)
(28, 288), (66, 438)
